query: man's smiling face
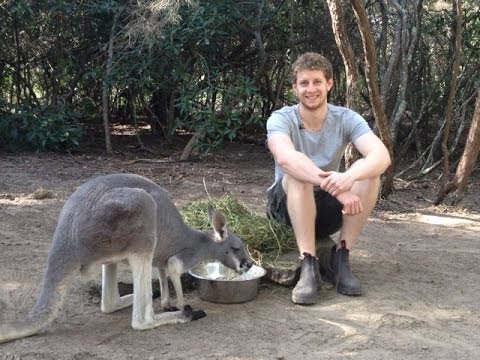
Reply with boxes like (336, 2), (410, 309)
(293, 69), (333, 111)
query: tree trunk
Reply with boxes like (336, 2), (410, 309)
(435, 0), (463, 204)
(13, 16), (22, 106)
(435, 91), (479, 205)
(180, 133), (200, 161)
(388, 0), (423, 144)
(130, 89), (152, 153)
(380, 11), (401, 113)
(102, 11), (121, 154)
(326, 0), (362, 169)
(349, 0), (395, 198)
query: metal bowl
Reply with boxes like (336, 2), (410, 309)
(189, 261), (266, 304)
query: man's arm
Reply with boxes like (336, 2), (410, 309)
(268, 133), (365, 216)
(267, 134), (330, 186)
(322, 132), (391, 196)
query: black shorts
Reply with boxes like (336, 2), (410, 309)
(266, 179), (343, 238)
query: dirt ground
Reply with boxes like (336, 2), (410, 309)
(1, 135), (480, 360)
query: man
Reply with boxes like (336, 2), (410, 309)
(266, 52), (391, 305)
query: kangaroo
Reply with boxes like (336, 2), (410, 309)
(0, 173), (253, 343)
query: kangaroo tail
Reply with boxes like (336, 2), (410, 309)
(0, 318), (50, 344)
(0, 276), (70, 344)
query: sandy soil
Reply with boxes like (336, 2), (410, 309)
(1, 137), (480, 360)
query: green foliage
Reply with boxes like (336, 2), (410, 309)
(0, 101), (82, 152)
(143, 1), (269, 150)
(180, 196), (296, 265)
(463, 1), (480, 60)
(175, 72), (263, 150)
(0, 0), (478, 164)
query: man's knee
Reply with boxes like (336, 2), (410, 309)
(282, 174), (314, 195)
(351, 175), (380, 196)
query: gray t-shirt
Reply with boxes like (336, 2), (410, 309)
(266, 103), (372, 187)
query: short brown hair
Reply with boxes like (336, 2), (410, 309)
(291, 52), (334, 84)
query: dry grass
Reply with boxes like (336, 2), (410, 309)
(180, 195), (296, 266)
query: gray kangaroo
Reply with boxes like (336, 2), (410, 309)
(0, 173), (252, 343)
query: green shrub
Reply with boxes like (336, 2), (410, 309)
(0, 102), (82, 152)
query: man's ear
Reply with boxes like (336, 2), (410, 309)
(327, 78), (334, 91)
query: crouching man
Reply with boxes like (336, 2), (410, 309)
(266, 52), (391, 304)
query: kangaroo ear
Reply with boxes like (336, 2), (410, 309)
(208, 205), (227, 242)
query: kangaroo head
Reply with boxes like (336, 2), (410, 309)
(208, 206), (253, 273)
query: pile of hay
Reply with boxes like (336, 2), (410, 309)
(180, 195), (296, 266)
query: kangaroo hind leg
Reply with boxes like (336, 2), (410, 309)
(98, 186), (156, 314)
(101, 263), (133, 313)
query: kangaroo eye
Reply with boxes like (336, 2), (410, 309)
(231, 247), (240, 252)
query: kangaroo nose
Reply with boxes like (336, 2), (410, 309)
(241, 259), (253, 269)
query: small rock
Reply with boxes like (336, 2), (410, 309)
(32, 188), (54, 200)
(265, 262), (300, 286)
(0, 193), (15, 201)
(263, 236), (335, 286)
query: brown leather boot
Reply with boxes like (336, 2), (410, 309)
(292, 252), (320, 304)
(325, 240), (362, 296)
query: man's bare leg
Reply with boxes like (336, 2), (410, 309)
(283, 175), (316, 255)
(282, 175), (320, 304)
(328, 175), (381, 296)
(338, 176), (381, 249)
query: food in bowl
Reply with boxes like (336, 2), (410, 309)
(189, 261), (266, 303)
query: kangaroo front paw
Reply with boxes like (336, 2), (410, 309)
(183, 305), (207, 321)
(192, 310), (207, 321)
(162, 306), (179, 312)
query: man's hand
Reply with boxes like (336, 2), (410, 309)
(336, 191), (363, 215)
(321, 171), (355, 197)
(317, 169), (331, 183)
